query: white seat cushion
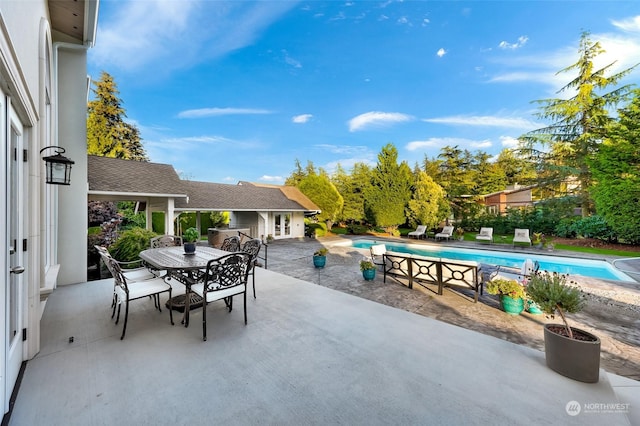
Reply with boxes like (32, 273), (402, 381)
(191, 282), (246, 302)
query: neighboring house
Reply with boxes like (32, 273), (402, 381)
(88, 155), (321, 240)
(0, 0), (99, 418)
(480, 184), (535, 214)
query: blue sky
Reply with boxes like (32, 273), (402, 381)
(88, 1), (640, 184)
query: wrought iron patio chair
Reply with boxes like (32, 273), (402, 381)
(190, 252), (251, 341)
(150, 235), (183, 248)
(220, 236), (241, 252)
(107, 256), (173, 340)
(96, 245), (162, 308)
(241, 238), (262, 298)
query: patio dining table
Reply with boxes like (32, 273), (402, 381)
(139, 245), (228, 326)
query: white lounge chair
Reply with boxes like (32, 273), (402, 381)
(475, 227), (493, 243)
(408, 225), (427, 239)
(435, 226), (454, 241)
(369, 244), (387, 267)
(513, 229), (532, 247)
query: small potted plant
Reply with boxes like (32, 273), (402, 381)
(455, 227), (465, 241)
(313, 247), (328, 268)
(486, 278), (526, 315)
(182, 227), (200, 254)
(526, 271), (600, 383)
(532, 232), (544, 249)
(359, 258), (376, 281)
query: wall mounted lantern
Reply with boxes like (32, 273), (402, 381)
(40, 146), (74, 185)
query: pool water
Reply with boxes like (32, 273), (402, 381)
(350, 238), (634, 282)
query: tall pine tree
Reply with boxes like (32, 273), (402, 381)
(87, 71), (148, 161)
(520, 32), (636, 215)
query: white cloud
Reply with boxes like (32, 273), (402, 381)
(177, 108), (272, 118)
(314, 144), (370, 155)
(259, 175), (284, 183)
(471, 140), (493, 149)
(488, 19), (640, 94)
(612, 15), (640, 32)
(90, 1), (298, 74)
(292, 114), (313, 123)
(348, 111), (413, 132)
(499, 36), (529, 50)
(436, 48), (447, 58)
(423, 115), (538, 130)
(282, 49), (302, 68)
(501, 136), (520, 148)
(407, 137), (501, 152)
(407, 137), (482, 151)
(406, 139), (439, 151)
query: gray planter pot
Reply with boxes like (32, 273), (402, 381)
(544, 323), (601, 383)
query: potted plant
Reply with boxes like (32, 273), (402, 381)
(455, 227), (465, 241)
(532, 232), (544, 249)
(486, 278), (526, 315)
(313, 247), (328, 268)
(359, 259), (376, 281)
(182, 227), (200, 254)
(526, 271), (599, 383)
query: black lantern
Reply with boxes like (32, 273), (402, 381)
(40, 146), (74, 185)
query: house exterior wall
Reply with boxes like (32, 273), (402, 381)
(56, 47), (89, 285)
(0, 1), (96, 415)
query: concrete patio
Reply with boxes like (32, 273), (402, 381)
(8, 237), (640, 425)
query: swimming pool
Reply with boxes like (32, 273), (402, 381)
(348, 238), (634, 282)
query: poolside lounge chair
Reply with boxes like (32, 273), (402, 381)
(513, 229), (532, 247)
(370, 244), (387, 267)
(435, 226), (454, 241)
(475, 227), (493, 243)
(408, 225), (427, 239)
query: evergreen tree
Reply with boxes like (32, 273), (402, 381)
(520, 32), (637, 216)
(494, 148), (537, 187)
(365, 144), (413, 232)
(87, 71), (148, 161)
(590, 89), (640, 244)
(298, 170), (343, 230)
(407, 171), (448, 230)
(332, 163), (370, 224)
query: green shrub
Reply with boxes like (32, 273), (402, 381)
(307, 222), (327, 237)
(109, 228), (157, 263)
(526, 272), (584, 338)
(571, 215), (616, 242)
(347, 224), (369, 235)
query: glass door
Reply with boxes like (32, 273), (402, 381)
(273, 213), (292, 239)
(5, 98), (24, 414)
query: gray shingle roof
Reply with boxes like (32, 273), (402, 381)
(87, 156), (319, 212)
(175, 180), (319, 212)
(88, 155), (187, 196)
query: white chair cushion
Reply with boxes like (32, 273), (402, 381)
(191, 282), (246, 302)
